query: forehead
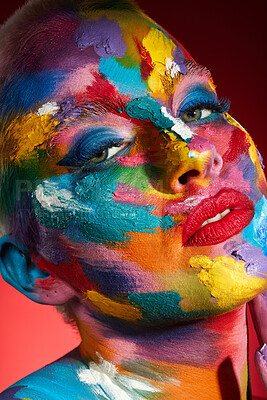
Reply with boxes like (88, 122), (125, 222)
(2, 8), (214, 111)
(0, 12), (219, 175)
(0, 7), (219, 172)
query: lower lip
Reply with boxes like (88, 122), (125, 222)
(182, 189), (254, 247)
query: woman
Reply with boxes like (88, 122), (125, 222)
(0, 0), (266, 398)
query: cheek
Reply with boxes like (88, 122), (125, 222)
(192, 119), (253, 164)
(32, 167), (173, 247)
(192, 121), (233, 158)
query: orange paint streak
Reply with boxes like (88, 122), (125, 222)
(112, 227), (220, 273)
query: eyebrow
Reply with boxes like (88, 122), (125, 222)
(185, 60), (212, 80)
(53, 61), (212, 131)
(54, 101), (113, 127)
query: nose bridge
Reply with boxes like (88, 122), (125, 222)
(158, 130), (223, 194)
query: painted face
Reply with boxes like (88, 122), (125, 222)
(2, 9), (267, 326)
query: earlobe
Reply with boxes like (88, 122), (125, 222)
(0, 235), (76, 305)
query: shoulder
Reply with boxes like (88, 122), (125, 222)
(0, 349), (97, 400)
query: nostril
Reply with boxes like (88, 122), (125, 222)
(178, 169), (200, 185)
(212, 153), (223, 173)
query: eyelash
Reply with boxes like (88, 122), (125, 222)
(179, 97), (230, 117)
(80, 139), (124, 163)
(58, 136), (131, 171)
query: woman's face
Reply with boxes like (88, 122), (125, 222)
(10, 13), (267, 325)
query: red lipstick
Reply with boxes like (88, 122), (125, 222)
(182, 189), (254, 247)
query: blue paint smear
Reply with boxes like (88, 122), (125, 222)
(81, 260), (137, 296)
(125, 96), (167, 126)
(178, 86), (219, 115)
(75, 171), (169, 243)
(33, 170), (175, 245)
(124, 96), (191, 142)
(6, 356), (101, 400)
(99, 56), (148, 97)
(243, 195), (267, 256)
(0, 71), (66, 115)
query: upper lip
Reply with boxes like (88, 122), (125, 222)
(182, 188), (255, 247)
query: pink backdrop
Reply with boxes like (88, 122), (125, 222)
(0, 0), (266, 397)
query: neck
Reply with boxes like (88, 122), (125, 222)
(72, 302), (249, 400)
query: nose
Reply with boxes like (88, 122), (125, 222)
(157, 132), (223, 194)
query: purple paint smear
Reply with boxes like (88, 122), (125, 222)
(173, 46), (187, 75)
(0, 386), (26, 399)
(260, 343), (267, 359)
(6, 13), (100, 73)
(55, 98), (83, 125)
(227, 242), (267, 278)
(75, 17), (127, 59)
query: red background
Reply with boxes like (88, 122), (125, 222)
(0, 0), (266, 397)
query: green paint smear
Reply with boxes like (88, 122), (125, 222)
(117, 165), (154, 191)
(129, 291), (212, 323)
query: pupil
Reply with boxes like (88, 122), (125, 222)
(94, 150), (104, 158)
(188, 110), (197, 118)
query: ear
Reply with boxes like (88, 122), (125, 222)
(0, 235), (76, 305)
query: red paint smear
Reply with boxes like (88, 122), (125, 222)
(134, 37), (154, 80)
(223, 128), (251, 163)
(76, 71), (129, 112)
(32, 254), (98, 293)
(203, 306), (245, 334)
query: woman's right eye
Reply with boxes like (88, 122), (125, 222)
(85, 142), (130, 166)
(57, 134), (132, 170)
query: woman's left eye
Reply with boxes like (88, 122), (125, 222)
(180, 108), (213, 123)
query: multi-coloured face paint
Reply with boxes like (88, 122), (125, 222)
(0, 0), (266, 398)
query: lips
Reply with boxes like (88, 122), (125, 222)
(182, 189), (254, 247)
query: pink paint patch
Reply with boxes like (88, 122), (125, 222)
(50, 126), (81, 146)
(57, 65), (98, 97)
(113, 182), (146, 204)
(117, 152), (152, 167)
(221, 164), (251, 192)
(188, 135), (213, 152)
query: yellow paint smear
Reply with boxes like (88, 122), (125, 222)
(161, 130), (179, 143)
(165, 139), (201, 167)
(224, 113), (247, 133)
(85, 290), (142, 321)
(5, 113), (59, 162)
(142, 27), (180, 99)
(190, 255), (267, 309)
(208, 76), (217, 92)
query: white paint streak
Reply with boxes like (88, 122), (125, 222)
(117, 375), (162, 393)
(95, 352), (118, 378)
(35, 180), (92, 213)
(77, 355), (161, 400)
(161, 106), (194, 140)
(165, 57), (180, 78)
(188, 150), (198, 158)
(36, 102), (60, 116)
